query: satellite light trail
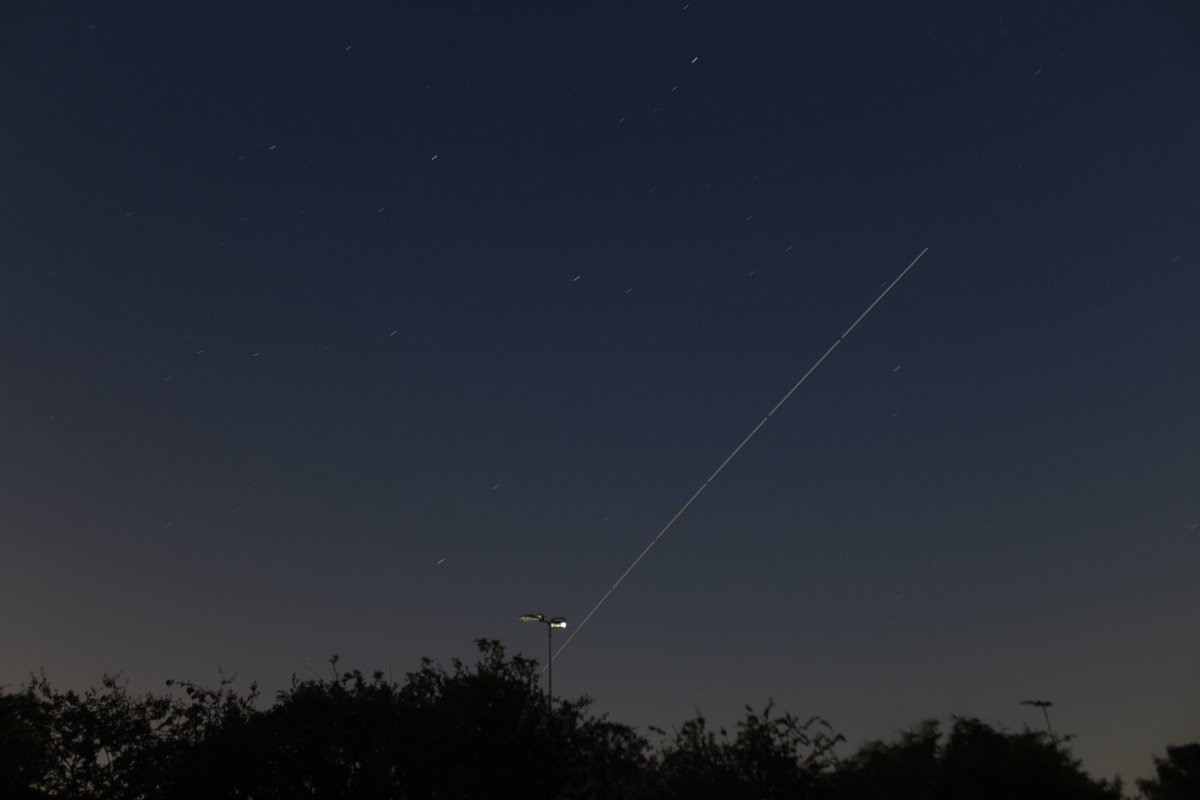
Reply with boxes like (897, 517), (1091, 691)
(550, 247), (930, 665)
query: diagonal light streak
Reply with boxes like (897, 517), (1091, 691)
(550, 247), (929, 665)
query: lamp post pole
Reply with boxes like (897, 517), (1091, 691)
(1020, 699), (1056, 743)
(520, 614), (567, 706)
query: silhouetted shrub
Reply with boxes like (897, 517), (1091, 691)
(1138, 743), (1200, 800)
(829, 717), (1123, 800)
(0, 641), (1152, 799)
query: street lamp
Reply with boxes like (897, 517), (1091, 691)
(1020, 699), (1056, 743)
(519, 613), (567, 705)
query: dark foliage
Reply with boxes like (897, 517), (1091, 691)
(828, 717), (1124, 800)
(166, 642), (650, 800)
(0, 641), (1163, 799)
(652, 703), (842, 800)
(1137, 743), (1200, 800)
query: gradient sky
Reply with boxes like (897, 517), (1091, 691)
(2, 0), (1198, 785)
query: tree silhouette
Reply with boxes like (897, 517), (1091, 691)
(0, 673), (193, 800)
(0, 689), (50, 800)
(829, 717), (1123, 800)
(828, 719), (942, 800)
(1138, 743), (1200, 800)
(166, 640), (650, 800)
(0, 642), (1157, 799)
(653, 702), (842, 800)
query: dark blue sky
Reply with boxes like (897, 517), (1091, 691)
(2, 0), (1197, 784)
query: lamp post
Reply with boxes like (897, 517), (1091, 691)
(519, 613), (567, 705)
(1020, 699), (1056, 743)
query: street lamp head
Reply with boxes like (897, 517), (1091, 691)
(519, 612), (564, 706)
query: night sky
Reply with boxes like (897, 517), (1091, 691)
(3, 0), (1198, 785)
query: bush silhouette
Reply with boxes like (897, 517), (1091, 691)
(1138, 743), (1200, 800)
(829, 717), (1122, 800)
(652, 703), (842, 800)
(0, 640), (1158, 799)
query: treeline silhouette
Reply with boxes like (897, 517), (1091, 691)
(2, 640), (1195, 799)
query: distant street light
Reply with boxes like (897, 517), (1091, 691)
(519, 613), (567, 705)
(1020, 699), (1056, 742)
